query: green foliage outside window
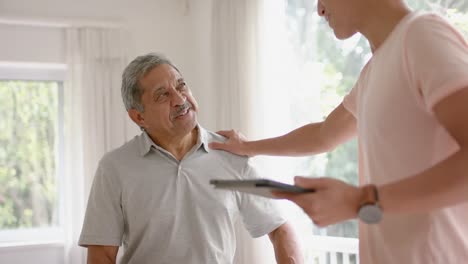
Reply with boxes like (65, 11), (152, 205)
(0, 81), (60, 230)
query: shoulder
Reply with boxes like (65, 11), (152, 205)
(406, 12), (446, 28)
(99, 134), (142, 169)
(405, 12), (466, 44)
(203, 129), (252, 171)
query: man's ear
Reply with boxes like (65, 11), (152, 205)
(128, 108), (145, 128)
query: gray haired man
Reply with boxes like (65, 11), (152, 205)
(78, 53), (303, 264)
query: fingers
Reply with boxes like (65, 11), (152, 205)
(272, 191), (323, 222)
(208, 142), (226, 150)
(271, 191), (315, 208)
(210, 129), (249, 155)
(272, 190), (334, 226)
(275, 177), (355, 228)
(215, 130), (234, 137)
(294, 176), (328, 189)
(209, 130), (234, 150)
(271, 190), (297, 200)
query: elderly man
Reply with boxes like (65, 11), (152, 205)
(78, 53), (303, 264)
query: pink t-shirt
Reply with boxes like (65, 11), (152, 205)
(343, 12), (468, 263)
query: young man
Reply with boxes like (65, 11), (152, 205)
(79, 53), (303, 264)
(210, 0), (468, 263)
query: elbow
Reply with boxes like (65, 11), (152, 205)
(269, 222), (304, 264)
(317, 122), (346, 153)
(320, 139), (338, 153)
(314, 131), (338, 153)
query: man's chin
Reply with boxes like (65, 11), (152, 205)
(175, 115), (197, 130)
(334, 29), (358, 40)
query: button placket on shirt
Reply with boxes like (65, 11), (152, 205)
(176, 143), (204, 178)
(177, 164), (182, 176)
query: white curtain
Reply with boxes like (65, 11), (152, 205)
(212, 0), (261, 136)
(63, 27), (130, 264)
(212, 0), (277, 263)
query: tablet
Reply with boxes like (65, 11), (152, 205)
(209, 179), (315, 199)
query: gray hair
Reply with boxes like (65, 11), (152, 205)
(121, 53), (180, 112)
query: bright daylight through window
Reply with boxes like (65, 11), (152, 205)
(0, 65), (64, 244)
(258, 0), (468, 263)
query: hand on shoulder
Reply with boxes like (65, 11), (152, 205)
(209, 129), (252, 157)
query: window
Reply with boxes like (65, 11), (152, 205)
(259, 0), (468, 263)
(0, 62), (66, 244)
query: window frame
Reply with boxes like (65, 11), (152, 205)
(0, 61), (66, 246)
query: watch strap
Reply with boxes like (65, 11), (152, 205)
(360, 184), (379, 206)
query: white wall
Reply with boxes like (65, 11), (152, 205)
(182, 0), (216, 130)
(0, 0), (217, 131)
(0, 0), (190, 58)
(0, 24), (65, 63)
(0, 0), (216, 263)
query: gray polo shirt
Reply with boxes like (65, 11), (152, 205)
(79, 126), (286, 264)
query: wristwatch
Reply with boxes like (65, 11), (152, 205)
(357, 184), (383, 224)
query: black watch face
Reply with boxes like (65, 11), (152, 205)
(358, 204), (382, 224)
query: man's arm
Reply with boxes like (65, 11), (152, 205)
(87, 245), (119, 264)
(268, 222), (304, 264)
(209, 103), (357, 157)
(273, 87), (468, 226)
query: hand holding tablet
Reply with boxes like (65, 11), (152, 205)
(210, 179), (315, 199)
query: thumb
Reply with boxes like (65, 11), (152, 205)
(294, 176), (327, 190)
(215, 130), (232, 138)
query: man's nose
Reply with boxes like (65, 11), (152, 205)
(317, 1), (325, 16)
(171, 90), (186, 106)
